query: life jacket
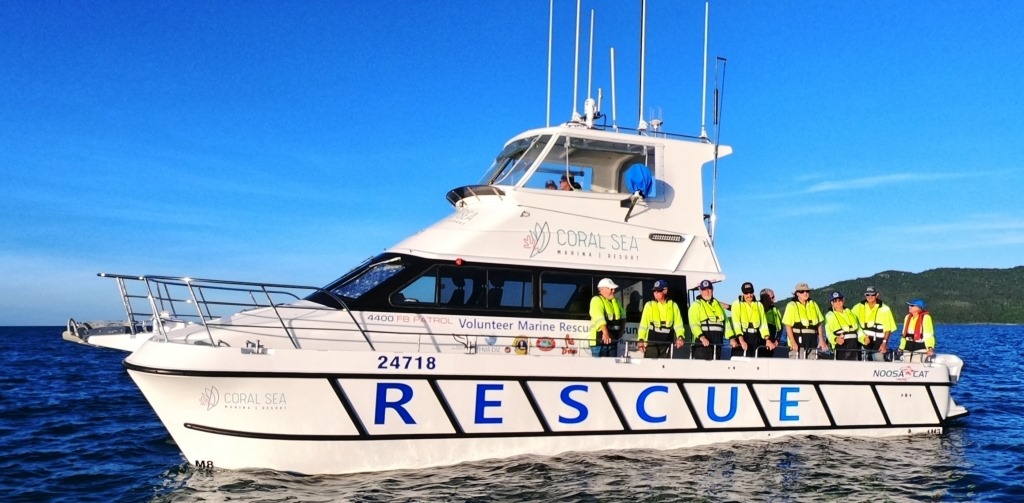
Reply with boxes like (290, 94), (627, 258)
(857, 301), (887, 339)
(593, 295), (624, 341)
(736, 301), (766, 339)
(644, 300), (678, 341)
(903, 311), (929, 342)
(790, 301), (821, 336)
(829, 309), (859, 343)
(693, 298), (726, 336)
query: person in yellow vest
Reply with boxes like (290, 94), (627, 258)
(731, 282), (770, 357)
(637, 279), (685, 359)
(824, 291), (865, 361)
(900, 298), (935, 361)
(689, 279), (728, 360)
(782, 282), (827, 359)
(759, 288), (784, 356)
(851, 286), (897, 361)
(590, 278), (624, 358)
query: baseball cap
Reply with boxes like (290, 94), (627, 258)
(829, 291), (844, 301)
(698, 279), (713, 290)
(560, 173), (575, 182)
(652, 279), (668, 291)
(794, 282), (810, 293)
(545, 179), (556, 188)
(597, 278), (618, 289)
(741, 282), (755, 294)
(864, 286), (878, 295)
(906, 298), (927, 309)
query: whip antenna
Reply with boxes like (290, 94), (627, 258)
(637, 0), (647, 131)
(699, 0), (710, 140)
(709, 56), (727, 243)
(610, 47), (618, 131)
(571, 0), (582, 122)
(546, 0), (553, 127)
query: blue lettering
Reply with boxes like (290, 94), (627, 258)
(779, 386), (800, 421)
(636, 385), (668, 423)
(559, 384), (589, 424)
(707, 386), (739, 422)
(475, 383), (504, 424)
(374, 382), (416, 425)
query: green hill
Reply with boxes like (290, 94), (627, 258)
(794, 266), (1024, 324)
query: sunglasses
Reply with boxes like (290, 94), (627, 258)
(796, 290), (810, 294)
(865, 293), (877, 297)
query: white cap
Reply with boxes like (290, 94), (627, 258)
(597, 278), (619, 289)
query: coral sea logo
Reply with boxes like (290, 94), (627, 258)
(523, 222), (551, 257)
(200, 386), (220, 411)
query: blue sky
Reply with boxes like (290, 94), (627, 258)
(3, 1), (1023, 325)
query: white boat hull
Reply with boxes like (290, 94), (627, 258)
(126, 341), (964, 474)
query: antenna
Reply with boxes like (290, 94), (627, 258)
(699, 0), (710, 140)
(546, 0), (554, 127)
(637, 0), (648, 131)
(709, 56), (727, 244)
(584, 9), (596, 127)
(571, 0), (582, 122)
(610, 47), (618, 131)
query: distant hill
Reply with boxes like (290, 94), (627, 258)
(795, 266), (1024, 324)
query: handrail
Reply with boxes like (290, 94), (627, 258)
(97, 272), (374, 350)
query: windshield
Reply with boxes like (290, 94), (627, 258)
(477, 135), (550, 186)
(330, 259), (404, 299)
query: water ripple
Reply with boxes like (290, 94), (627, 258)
(1, 326), (1023, 502)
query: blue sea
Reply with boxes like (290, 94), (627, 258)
(1, 325), (1021, 502)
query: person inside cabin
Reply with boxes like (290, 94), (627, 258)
(851, 286), (897, 361)
(545, 179), (557, 189)
(900, 299), (935, 361)
(731, 282), (770, 358)
(637, 280), (685, 359)
(589, 278), (624, 358)
(782, 282), (827, 359)
(824, 291), (865, 361)
(688, 280), (728, 360)
(559, 174), (577, 191)
(760, 288), (784, 356)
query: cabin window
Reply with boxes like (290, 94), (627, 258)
(479, 135), (551, 187)
(541, 273), (653, 321)
(331, 260), (405, 299)
(525, 136), (652, 194)
(541, 273), (593, 314)
(487, 270), (533, 310)
(392, 266), (533, 310)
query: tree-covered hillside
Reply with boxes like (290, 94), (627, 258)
(784, 266), (1024, 324)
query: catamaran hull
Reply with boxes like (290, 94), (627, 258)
(125, 341), (965, 474)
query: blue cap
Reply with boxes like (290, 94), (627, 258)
(652, 279), (668, 291)
(698, 280), (713, 290)
(829, 291), (844, 301)
(907, 299), (927, 309)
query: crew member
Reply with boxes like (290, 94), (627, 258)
(732, 282), (770, 357)
(824, 291), (864, 361)
(900, 299), (935, 361)
(637, 279), (685, 359)
(590, 278), (624, 358)
(851, 286), (897, 361)
(782, 282), (826, 359)
(689, 279), (728, 360)
(760, 288), (784, 356)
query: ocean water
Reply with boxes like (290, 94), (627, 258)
(1, 325), (1021, 502)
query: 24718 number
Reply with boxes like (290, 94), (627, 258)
(377, 355), (437, 370)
